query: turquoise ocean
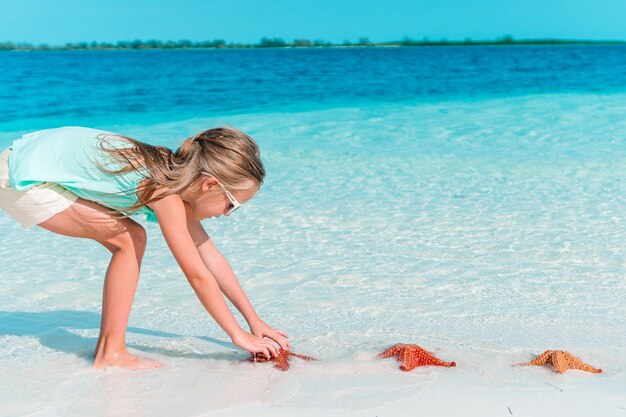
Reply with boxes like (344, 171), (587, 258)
(1, 46), (626, 416)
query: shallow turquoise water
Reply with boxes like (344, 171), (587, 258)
(1, 48), (625, 415)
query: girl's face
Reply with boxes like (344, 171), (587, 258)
(184, 177), (258, 221)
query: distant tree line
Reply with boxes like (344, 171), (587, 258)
(0, 35), (623, 51)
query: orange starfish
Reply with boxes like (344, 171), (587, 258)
(518, 350), (602, 374)
(249, 350), (317, 371)
(378, 343), (456, 371)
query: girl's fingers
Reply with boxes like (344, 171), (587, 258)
(271, 337), (287, 351)
(275, 335), (289, 351)
(267, 342), (279, 357)
(276, 330), (289, 338)
(262, 348), (270, 359)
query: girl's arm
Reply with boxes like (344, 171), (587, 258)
(185, 204), (290, 350)
(149, 193), (279, 358)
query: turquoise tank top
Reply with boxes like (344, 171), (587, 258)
(8, 126), (158, 223)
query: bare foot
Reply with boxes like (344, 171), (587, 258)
(94, 352), (164, 371)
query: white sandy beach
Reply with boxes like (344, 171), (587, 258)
(0, 332), (623, 417)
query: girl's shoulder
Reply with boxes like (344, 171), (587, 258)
(24, 126), (118, 140)
(14, 126), (127, 155)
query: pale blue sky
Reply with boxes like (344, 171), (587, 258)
(1, 0), (625, 44)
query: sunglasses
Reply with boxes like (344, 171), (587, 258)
(201, 172), (242, 216)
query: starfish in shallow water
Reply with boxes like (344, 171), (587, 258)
(249, 350), (317, 371)
(377, 344), (457, 371)
(518, 350), (602, 374)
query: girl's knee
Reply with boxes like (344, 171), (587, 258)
(105, 221), (147, 254)
(128, 222), (147, 253)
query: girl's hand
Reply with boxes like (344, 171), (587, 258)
(249, 319), (290, 351)
(231, 330), (280, 358)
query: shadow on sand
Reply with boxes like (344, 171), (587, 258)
(0, 310), (238, 363)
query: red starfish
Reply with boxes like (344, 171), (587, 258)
(249, 350), (317, 371)
(518, 350), (602, 374)
(378, 343), (457, 371)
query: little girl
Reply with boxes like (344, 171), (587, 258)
(0, 126), (289, 370)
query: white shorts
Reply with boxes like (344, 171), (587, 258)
(0, 147), (79, 228)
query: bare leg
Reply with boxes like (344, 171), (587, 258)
(91, 237), (162, 370)
(38, 198), (162, 370)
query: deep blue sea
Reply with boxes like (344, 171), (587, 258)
(1, 46), (626, 416)
(1, 45), (626, 128)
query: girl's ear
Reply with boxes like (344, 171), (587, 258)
(200, 176), (219, 192)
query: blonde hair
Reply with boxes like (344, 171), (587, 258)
(97, 126), (265, 216)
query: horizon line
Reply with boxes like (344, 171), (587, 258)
(1, 35), (625, 51)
